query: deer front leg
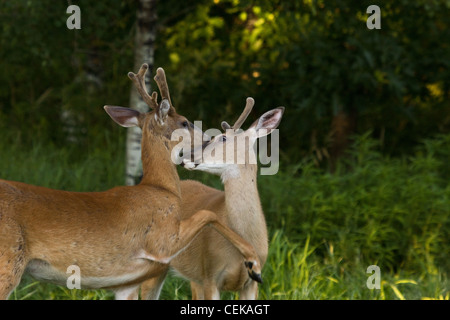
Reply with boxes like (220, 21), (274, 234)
(140, 268), (169, 300)
(114, 285), (140, 300)
(239, 280), (259, 300)
(0, 220), (27, 300)
(190, 281), (204, 300)
(191, 280), (219, 300)
(174, 210), (263, 284)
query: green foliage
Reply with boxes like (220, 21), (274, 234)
(157, 0), (450, 161)
(0, 0), (136, 145)
(260, 133), (450, 275)
(0, 125), (125, 191)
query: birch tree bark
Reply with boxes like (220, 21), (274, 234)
(126, 0), (157, 185)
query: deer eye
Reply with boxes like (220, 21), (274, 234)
(221, 135), (227, 142)
(182, 121), (188, 128)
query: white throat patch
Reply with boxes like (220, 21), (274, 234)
(220, 165), (240, 183)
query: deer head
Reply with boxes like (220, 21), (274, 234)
(183, 97), (284, 180)
(104, 64), (203, 161)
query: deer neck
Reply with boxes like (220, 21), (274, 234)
(222, 164), (267, 255)
(139, 131), (180, 196)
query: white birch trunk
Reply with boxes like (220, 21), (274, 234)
(126, 0), (157, 186)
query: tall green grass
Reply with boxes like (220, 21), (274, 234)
(0, 130), (125, 191)
(1, 130), (448, 300)
(259, 133), (449, 275)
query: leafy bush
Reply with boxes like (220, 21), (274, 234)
(259, 133), (450, 276)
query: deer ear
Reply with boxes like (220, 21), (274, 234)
(249, 107), (285, 137)
(104, 106), (141, 127)
(156, 99), (170, 125)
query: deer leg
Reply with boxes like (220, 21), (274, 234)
(203, 282), (220, 300)
(191, 280), (219, 300)
(0, 220), (27, 300)
(190, 281), (204, 300)
(0, 254), (25, 300)
(0, 263), (22, 300)
(239, 280), (259, 300)
(140, 268), (169, 300)
(174, 210), (262, 284)
(114, 285), (140, 300)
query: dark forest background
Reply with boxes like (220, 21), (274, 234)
(1, 0), (448, 166)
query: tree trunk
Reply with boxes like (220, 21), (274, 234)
(328, 107), (357, 173)
(126, 0), (157, 186)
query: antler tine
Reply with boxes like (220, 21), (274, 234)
(128, 63), (158, 109)
(221, 121), (232, 131)
(232, 97), (255, 130)
(154, 67), (172, 107)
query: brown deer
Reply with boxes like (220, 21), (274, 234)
(140, 98), (284, 300)
(0, 64), (262, 300)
